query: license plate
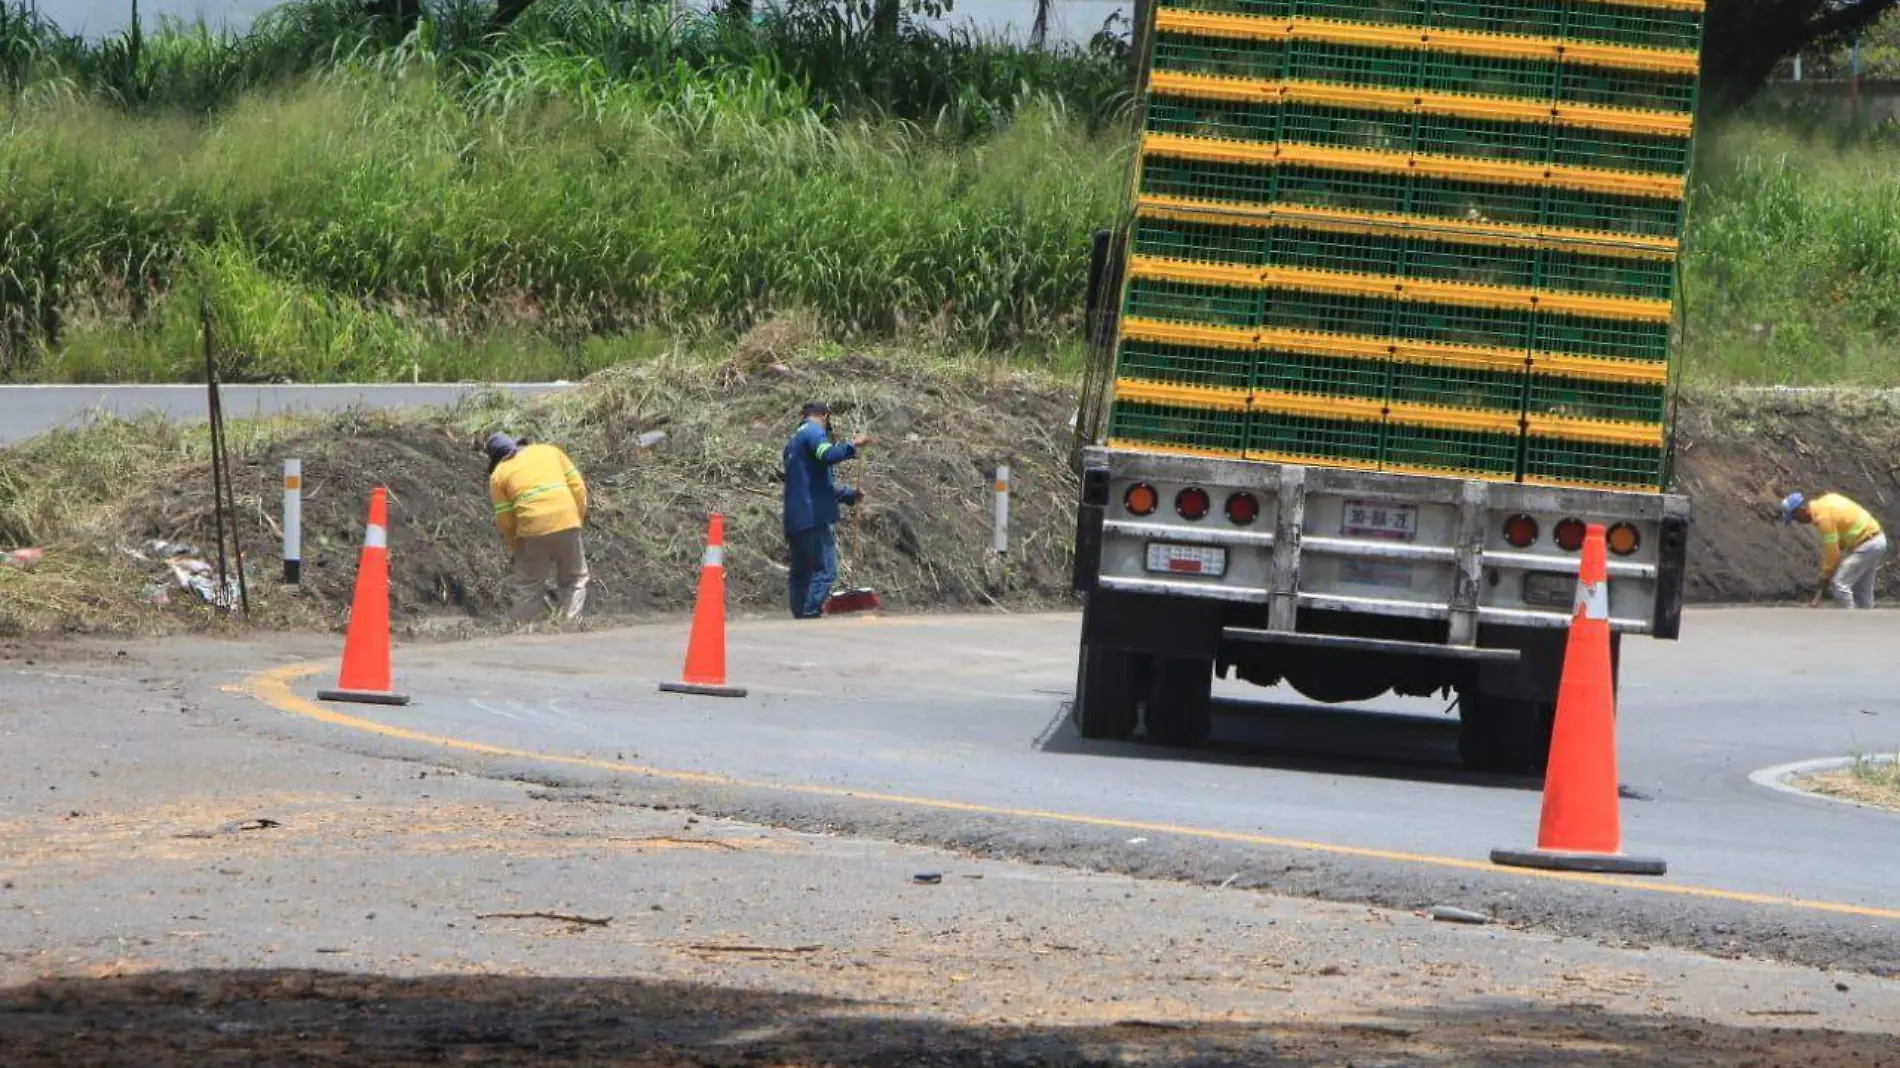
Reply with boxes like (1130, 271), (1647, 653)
(1341, 500), (1419, 541)
(1146, 542), (1228, 578)
(1341, 500), (1418, 586)
(1523, 571), (1576, 609)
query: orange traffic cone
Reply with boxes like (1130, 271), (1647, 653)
(318, 487), (410, 707)
(1492, 524), (1663, 876)
(660, 514), (748, 699)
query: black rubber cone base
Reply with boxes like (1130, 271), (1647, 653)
(660, 681), (748, 699)
(318, 689), (412, 707)
(1491, 847), (1667, 876)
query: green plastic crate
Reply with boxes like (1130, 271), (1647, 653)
(1267, 288), (1396, 337)
(1561, 66), (1697, 114)
(1140, 155), (1276, 208)
(1147, 95), (1283, 144)
(1531, 313), (1670, 361)
(1410, 111), (1553, 165)
(1153, 33), (1288, 81)
(1526, 373), (1667, 424)
(1116, 338), (1258, 391)
(1133, 215), (1272, 266)
(1278, 102), (1418, 154)
(1109, 398), (1251, 456)
(1382, 418), (1522, 477)
(1552, 128), (1690, 176)
(1248, 407), (1385, 465)
(1271, 226), (1410, 277)
(1284, 39), (1423, 92)
(1397, 301), (1533, 350)
(1537, 249), (1675, 302)
(1522, 434), (1665, 489)
(1125, 277), (1265, 328)
(1389, 358), (1527, 413)
(1254, 348), (1390, 400)
(1560, 1), (1703, 51)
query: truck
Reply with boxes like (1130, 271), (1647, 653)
(1068, 0), (1701, 773)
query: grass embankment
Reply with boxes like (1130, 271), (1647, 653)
(1802, 754), (1900, 812)
(7, 1), (1900, 386)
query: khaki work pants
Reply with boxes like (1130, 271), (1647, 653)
(511, 528), (589, 623)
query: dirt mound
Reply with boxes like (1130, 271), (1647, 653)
(1675, 390), (1900, 604)
(13, 351), (1079, 633)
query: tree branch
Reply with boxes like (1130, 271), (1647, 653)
(1801, 0), (1900, 49)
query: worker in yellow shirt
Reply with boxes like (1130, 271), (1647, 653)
(487, 433), (590, 623)
(1781, 491), (1888, 609)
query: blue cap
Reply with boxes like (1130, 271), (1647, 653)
(484, 432), (520, 464)
(1780, 492), (1806, 525)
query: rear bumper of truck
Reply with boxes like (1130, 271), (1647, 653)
(1073, 448), (1690, 647)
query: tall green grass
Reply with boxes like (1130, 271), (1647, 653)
(1682, 120), (1900, 386)
(2, 63), (1126, 380)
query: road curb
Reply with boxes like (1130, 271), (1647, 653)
(1749, 754), (1899, 813)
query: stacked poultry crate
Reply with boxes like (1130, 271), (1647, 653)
(1104, 0), (1702, 491)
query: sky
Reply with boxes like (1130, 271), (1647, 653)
(28, 0), (1131, 44)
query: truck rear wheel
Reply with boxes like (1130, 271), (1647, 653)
(1457, 692), (1555, 776)
(1145, 656), (1213, 748)
(1073, 643), (1145, 740)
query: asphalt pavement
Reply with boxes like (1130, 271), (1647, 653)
(210, 606), (1900, 972)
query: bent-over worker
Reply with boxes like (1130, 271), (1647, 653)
(782, 401), (870, 619)
(487, 432), (591, 623)
(1781, 490), (1887, 609)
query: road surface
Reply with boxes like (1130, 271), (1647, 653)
(205, 606), (1900, 972)
(0, 383), (573, 444)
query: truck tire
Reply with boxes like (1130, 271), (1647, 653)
(1145, 656), (1213, 748)
(1072, 643), (1145, 740)
(1457, 692), (1555, 776)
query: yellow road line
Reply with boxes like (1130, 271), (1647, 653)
(242, 661), (1900, 925)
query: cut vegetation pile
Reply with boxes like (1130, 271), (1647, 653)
(3, 354), (1898, 638)
(0, 341), (1078, 636)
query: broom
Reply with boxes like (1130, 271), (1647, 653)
(824, 444), (881, 616)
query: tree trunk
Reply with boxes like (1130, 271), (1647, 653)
(873, 0), (902, 40)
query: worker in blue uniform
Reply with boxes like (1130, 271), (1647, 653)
(782, 401), (871, 619)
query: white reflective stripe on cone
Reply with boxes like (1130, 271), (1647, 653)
(1574, 578), (1609, 620)
(703, 546), (725, 568)
(365, 524), (388, 549)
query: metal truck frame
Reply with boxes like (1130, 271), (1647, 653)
(1070, 235), (1692, 774)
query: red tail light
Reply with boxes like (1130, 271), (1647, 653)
(1502, 514), (1538, 548)
(1225, 492), (1260, 526)
(1175, 487), (1211, 521)
(1554, 518), (1587, 552)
